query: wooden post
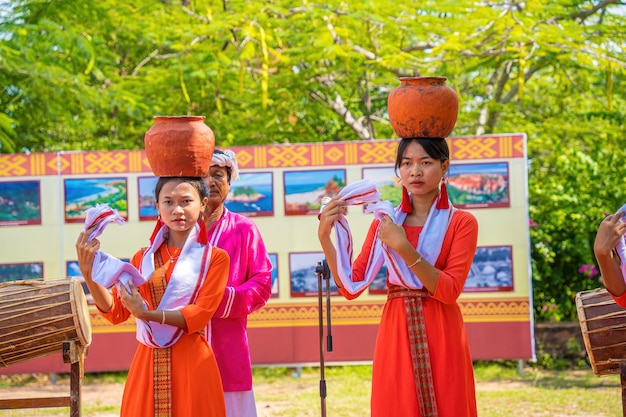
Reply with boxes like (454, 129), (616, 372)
(619, 363), (626, 417)
(63, 341), (85, 417)
(0, 341), (85, 415)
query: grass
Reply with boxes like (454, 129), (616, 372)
(0, 362), (623, 416)
(255, 363), (624, 417)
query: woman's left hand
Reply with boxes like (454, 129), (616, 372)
(119, 282), (147, 319)
(377, 215), (407, 250)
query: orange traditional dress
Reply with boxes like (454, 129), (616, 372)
(346, 210), (478, 417)
(101, 243), (229, 417)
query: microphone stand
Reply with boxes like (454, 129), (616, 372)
(315, 259), (333, 417)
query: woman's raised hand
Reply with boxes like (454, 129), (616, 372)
(318, 196), (347, 239)
(75, 225), (100, 282)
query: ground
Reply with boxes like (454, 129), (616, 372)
(0, 370), (620, 417)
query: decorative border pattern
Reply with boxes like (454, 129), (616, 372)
(249, 298), (532, 326)
(0, 135), (525, 177)
(88, 297), (531, 333)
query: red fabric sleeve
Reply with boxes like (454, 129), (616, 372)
(180, 247), (230, 334)
(430, 210), (479, 304)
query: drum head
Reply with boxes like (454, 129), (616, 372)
(70, 277), (93, 347)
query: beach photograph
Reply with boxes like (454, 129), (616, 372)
(137, 176), (159, 220)
(362, 166), (402, 207)
(447, 162), (510, 209)
(0, 180), (41, 226)
(66, 261), (95, 305)
(283, 169), (345, 215)
(64, 177), (128, 223)
(289, 252), (339, 297)
(225, 172), (274, 217)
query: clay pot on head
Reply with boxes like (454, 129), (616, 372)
(387, 77), (459, 139)
(144, 116), (215, 177)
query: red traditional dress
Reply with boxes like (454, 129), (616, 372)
(344, 210), (479, 417)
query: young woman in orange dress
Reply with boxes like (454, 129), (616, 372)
(318, 137), (478, 417)
(76, 177), (229, 417)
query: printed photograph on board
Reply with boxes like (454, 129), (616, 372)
(66, 261), (94, 305)
(0, 180), (42, 226)
(464, 245), (514, 292)
(64, 177), (128, 223)
(138, 176), (159, 221)
(283, 169), (346, 216)
(447, 162), (510, 209)
(368, 265), (389, 295)
(362, 167), (402, 208)
(0, 262), (44, 283)
(268, 253), (279, 298)
(225, 172), (274, 217)
(289, 252), (339, 297)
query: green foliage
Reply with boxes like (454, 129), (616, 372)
(528, 112), (626, 321)
(533, 352), (572, 371)
(2, 0), (626, 321)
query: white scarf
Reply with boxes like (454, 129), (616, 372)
(331, 179), (455, 295)
(85, 204), (212, 348)
(85, 204), (145, 290)
(135, 223), (212, 348)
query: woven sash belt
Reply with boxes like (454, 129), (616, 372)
(388, 285), (438, 417)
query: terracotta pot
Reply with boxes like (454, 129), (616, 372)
(144, 116), (215, 177)
(387, 77), (458, 138)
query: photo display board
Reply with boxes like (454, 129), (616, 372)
(0, 134), (534, 373)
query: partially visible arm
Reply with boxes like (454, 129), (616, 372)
(317, 196), (348, 290)
(182, 248), (231, 333)
(594, 211), (626, 297)
(430, 212), (479, 303)
(126, 249), (231, 333)
(120, 282), (187, 331)
(378, 215), (441, 294)
(380, 211), (478, 303)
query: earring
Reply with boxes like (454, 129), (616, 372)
(400, 186), (412, 213)
(197, 211), (208, 245)
(436, 177), (450, 209)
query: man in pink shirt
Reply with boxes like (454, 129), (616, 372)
(204, 149), (273, 417)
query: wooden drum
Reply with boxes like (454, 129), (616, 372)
(576, 287), (626, 376)
(0, 278), (92, 368)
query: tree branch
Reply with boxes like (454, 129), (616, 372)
(309, 90), (372, 140)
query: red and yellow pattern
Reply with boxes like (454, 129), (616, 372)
(88, 297), (530, 334)
(0, 135), (525, 177)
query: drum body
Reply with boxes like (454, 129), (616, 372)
(576, 287), (626, 376)
(0, 278), (92, 368)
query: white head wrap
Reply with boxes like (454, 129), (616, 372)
(211, 150), (239, 182)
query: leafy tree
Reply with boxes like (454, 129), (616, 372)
(1, 0), (625, 320)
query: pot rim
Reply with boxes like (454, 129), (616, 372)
(398, 76), (447, 82)
(152, 115), (206, 121)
